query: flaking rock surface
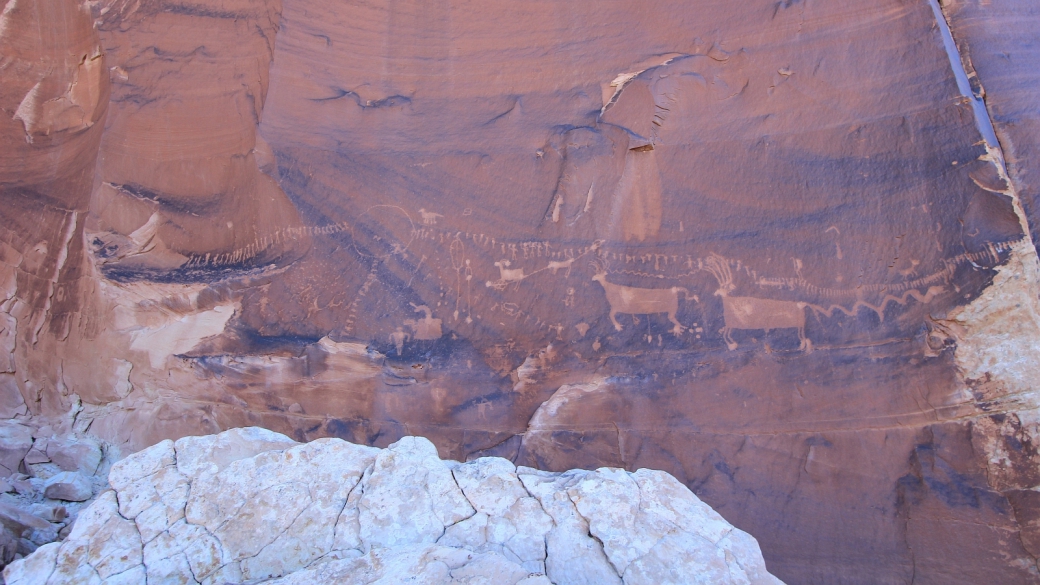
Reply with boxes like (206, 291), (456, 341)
(3, 0), (1040, 582)
(3, 428), (782, 585)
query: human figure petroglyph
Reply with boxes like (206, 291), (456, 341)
(590, 265), (696, 336)
(704, 255), (811, 351)
(389, 327), (410, 356)
(551, 324), (565, 340)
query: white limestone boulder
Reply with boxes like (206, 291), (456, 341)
(3, 428), (785, 584)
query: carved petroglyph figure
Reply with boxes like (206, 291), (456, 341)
(486, 260), (526, 290)
(404, 304), (443, 340)
(575, 322), (590, 338)
(591, 266), (696, 336)
(494, 260), (525, 281)
(547, 257), (576, 276)
(551, 324), (565, 340)
(418, 208), (443, 225)
(704, 255), (811, 351)
(451, 236), (465, 321)
(389, 327), (410, 356)
(463, 260), (474, 323)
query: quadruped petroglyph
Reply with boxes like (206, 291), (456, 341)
(591, 261), (696, 336)
(704, 255), (810, 351)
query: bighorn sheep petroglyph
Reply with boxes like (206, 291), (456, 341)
(704, 255), (811, 351)
(591, 266), (696, 336)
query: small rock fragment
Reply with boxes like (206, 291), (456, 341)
(6, 477), (33, 497)
(42, 472), (92, 502)
(22, 440), (49, 465)
(28, 503), (66, 523)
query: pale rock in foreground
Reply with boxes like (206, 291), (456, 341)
(4, 428), (784, 584)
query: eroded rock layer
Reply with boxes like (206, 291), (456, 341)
(3, 428), (782, 584)
(2, 0), (1040, 582)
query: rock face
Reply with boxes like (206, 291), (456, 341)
(3, 0), (1040, 582)
(4, 428), (782, 584)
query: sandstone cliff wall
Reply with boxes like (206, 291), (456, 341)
(2, 0), (1040, 581)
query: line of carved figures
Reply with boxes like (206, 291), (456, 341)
(176, 208), (1018, 352)
(478, 242), (1012, 352)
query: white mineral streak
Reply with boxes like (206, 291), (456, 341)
(4, 428), (783, 585)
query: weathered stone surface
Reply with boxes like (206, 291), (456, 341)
(0, 374), (27, 419)
(5, 429), (781, 584)
(3, 0), (1040, 581)
(174, 425), (298, 479)
(0, 422), (32, 476)
(940, 0), (1040, 255)
(358, 436), (474, 549)
(42, 471), (91, 502)
(45, 437), (101, 475)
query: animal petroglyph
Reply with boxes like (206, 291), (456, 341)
(486, 260), (526, 290)
(705, 255), (811, 351)
(591, 268), (696, 336)
(719, 295), (810, 351)
(546, 257), (576, 275)
(418, 208), (443, 225)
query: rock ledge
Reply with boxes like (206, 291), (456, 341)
(4, 427), (782, 584)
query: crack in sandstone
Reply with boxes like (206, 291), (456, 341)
(330, 465), (369, 550)
(236, 483), (314, 569)
(566, 501), (622, 582)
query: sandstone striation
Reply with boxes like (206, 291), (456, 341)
(4, 427), (783, 584)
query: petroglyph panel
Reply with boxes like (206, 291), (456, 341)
(5, 0), (1040, 583)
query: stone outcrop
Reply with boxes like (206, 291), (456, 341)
(4, 427), (782, 584)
